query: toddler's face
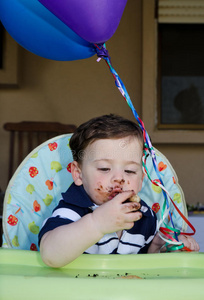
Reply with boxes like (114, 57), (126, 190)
(73, 136), (144, 206)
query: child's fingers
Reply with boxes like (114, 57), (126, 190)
(122, 212), (142, 230)
(113, 190), (135, 204)
(112, 191), (142, 215)
(128, 211), (142, 222)
(122, 211), (142, 227)
(187, 236), (200, 251)
(122, 201), (141, 213)
(179, 235), (200, 251)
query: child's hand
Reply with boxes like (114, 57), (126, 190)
(92, 190), (142, 236)
(148, 232), (200, 253)
(179, 234), (200, 251)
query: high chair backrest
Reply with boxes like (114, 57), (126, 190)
(2, 134), (188, 250)
(4, 121), (77, 183)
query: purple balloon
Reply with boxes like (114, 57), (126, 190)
(38, 0), (128, 44)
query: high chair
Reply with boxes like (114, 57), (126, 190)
(2, 133), (188, 250)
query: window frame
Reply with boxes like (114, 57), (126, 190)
(142, 0), (204, 143)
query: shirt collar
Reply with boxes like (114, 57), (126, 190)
(61, 183), (94, 208)
(140, 200), (155, 218)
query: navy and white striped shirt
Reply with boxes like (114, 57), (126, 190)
(39, 183), (157, 254)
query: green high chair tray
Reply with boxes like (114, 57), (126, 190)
(0, 249), (204, 300)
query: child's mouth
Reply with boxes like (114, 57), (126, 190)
(107, 188), (123, 200)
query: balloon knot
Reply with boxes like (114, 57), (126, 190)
(94, 43), (111, 63)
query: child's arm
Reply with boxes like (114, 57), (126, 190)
(148, 232), (200, 253)
(40, 190), (142, 268)
(147, 232), (166, 253)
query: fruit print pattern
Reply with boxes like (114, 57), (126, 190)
(7, 215), (18, 226)
(33, 200), (41, 213)
(29, 166), (39, 178)
(51, 161), (62, 172)
(45, 179), (54, 190)
(31, 152), (38, 158)
(43, 194), (53, 206)
(158, 161), (167, 172)
(30, 243), (38, 251)
(152, 202), (160, 213)
(3, 135), (186, 252)
(151, 179), (162, 194)
(26, 184), (35, 194)
(7, 194), (12, 204)
(28, 221), (39, 234)
(67, 162), (71, 173)
(48, 142), (58, 151)
(12, 235), (19, 247)
(173, 193), (182, 204)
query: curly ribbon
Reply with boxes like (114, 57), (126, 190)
(94, 43), (196, 252)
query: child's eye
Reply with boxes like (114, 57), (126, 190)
(125, 170), (136, 174)
(98, 168), (110, 172)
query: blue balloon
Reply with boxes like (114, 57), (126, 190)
(0, 0), (96, 61)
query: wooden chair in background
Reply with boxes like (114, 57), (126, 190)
(4, 121), (77, 183)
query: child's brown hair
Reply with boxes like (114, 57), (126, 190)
(69, 114), (144, 164)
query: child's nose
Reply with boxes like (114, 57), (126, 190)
(111, 172), (125, 185)
(113, 178), (125, 185)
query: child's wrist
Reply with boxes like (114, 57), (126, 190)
(88, 213), (104, 240)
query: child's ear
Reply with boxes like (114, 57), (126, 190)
(71, 161), (83, 186)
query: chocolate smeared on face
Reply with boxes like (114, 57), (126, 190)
(113, 179), (125, 185)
